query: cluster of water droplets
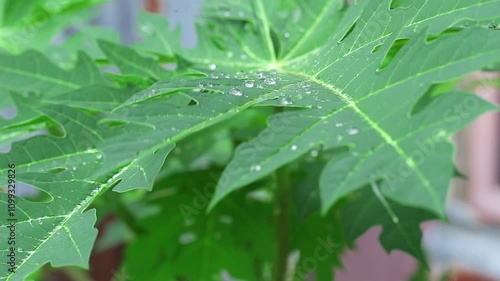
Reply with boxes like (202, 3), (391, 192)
(250, 164), (261, 172)
(204, 66), (283, 98)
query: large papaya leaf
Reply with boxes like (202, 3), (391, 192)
(339, 183), (436, 264)
(119, 0), (500, 218)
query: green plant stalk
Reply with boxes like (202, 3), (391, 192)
(273, 165), (291, 281)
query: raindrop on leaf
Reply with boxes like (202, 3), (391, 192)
(299, 82), (311, 89)
(250, 165), (261, 172)
(244, 81), (254, 88)
(235, 71), (246, 79)
(281, 97), (292, 105)
(347, 127), (359, 135)
(229, 87), (243, 96)
(264, 77), (277, 85)
(209, 64), (217, 70)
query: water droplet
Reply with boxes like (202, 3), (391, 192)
(209, 64), (217, 70)
(149, 89), (157, 97)
(284, 32), (290, 38)
(257, 84), (264, 89)
(229, 87), (243, 96)
(250, 165), (261, 172)
(347, 127), (359, 135)
(269, 69), (278, 75)
(198, 82), (204, 89)
(316, 105), (323, 109)
(337, 135), (343, 142)
(96, 154), (103, 160)
(219, 215), (233, 224)
(257, 72), (266, 79)
(488, 23), (498, 29)
(244, 81), (254, 88)
(223, 10), (231, 17)
(210, 73), (219, 79)
(305, 90), (312, 95)
(141, 24), (152, 34)
(291, 145), (297, 151)
(179, 232), (197, 244)
(240, 54), (248, 60)
(310, 150), (319, 157)
(71, 167), (76, 171)
(299, 82), (311, 89)
(235, 71), (245, 79)
(335, 122), (343, 127)
(281, 97), (292, 105)
(38, 220), (42, 225)
(264, 77), (277, 85)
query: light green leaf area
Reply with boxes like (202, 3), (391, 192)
(0, 51), (109, 97)
(122, 171), (275, 281)
(98, 40), (171, 84)
(47, 27), (121, 65)
(0, 51), (112, 147)
(0, 0), (106, 55)
(0, 106), (173, 280)
(340, 184), (436, 264)
(121, 0), (500, 218)
(45, 85), (136, 113)
(135, 12), (180, 59)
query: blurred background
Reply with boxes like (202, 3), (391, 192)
(0, 0), (499, 280)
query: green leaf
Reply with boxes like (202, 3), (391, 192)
(98, 40), (170, 83)
(339, 183), (436, 264)
(122, 172), (274, 281)
(0, 106), (173, 280)
(105, 0), (500, 219)
(135, 12), (179, 59)
(0, 51), (109, 97)
(200, 8), (499, 216)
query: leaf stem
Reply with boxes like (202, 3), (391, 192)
(273, 165), (290, 281)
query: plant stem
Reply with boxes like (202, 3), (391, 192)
(273, 165), (291, 281)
